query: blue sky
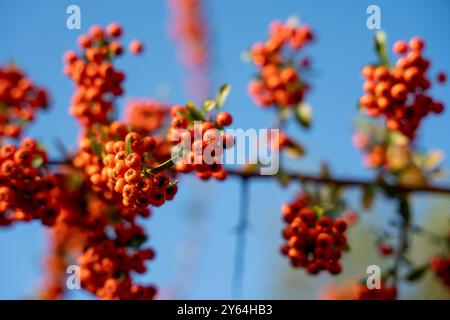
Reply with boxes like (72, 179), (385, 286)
(0, 0), (449, 299)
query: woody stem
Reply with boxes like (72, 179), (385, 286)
(46, 159), (450, 195)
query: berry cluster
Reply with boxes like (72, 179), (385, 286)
(125, 99), (169, 135)
(168, 105), (234, 180)
(73, 203), (156, 299)
(167, 0), (211, 102)
(320, 279), (397, 300)
(102, 132), (177, 208)
(43, 24), (173, 300)
(2, 14), (447, 301)
(1, 20), (229, 301)
(39, 206), (85, 299)
(352, 130), (387, 169)
(280, 194), (348, 275)
(79, 237), (156, 300)
(360, 36), (445, 139)
(168, 0), (208, 69)
(248, 20), (313, 107)
(0, 138), (59, 226)
(38, 166), (158, 300)
(353, 120), (445, 187)
(0, 64), (49, 138)
(354, 282), (397, 300)
(64, 23), (141, 126)
(431, 255), (450, 289)
(73, 121), (128, 192)
(72, 121), (177, 210)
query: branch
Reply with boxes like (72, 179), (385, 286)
(47, 160), (71, 166)
(46, 159), (450, 195)
(226, 169), (450, 195)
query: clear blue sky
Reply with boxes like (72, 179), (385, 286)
(0, 0), (449, 299)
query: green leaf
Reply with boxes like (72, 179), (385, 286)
(66, 170), (84, 191)
(313, 205), (325, 217)
(125, 136), (132, 155)
(240, 50), (252, 63)
(361, 185), (375, 210)
(91, 137), (103, 158)
(283, 140), (305, 158)
(374, 31), (390, 67)
(87, 130), (103, 158)
(216, 84), (231, 109)
(243, 163), (260, 174)
(0, 101), (8, 113)
(201, 100), (217, 114)
(127, 234), (148, 249)
(320, 162), (331, 179)
(148, 157), (175, 173)
(294, 102), (312, 129)
(382, 267), (396, 281)
(286, 15), (300, 28)
(107, 211), (122, 224)
(278, 107), (292, 121)
(31, 155), (44, 168)
(96, 123), (108, 140)
(405, 265), (428, 282)
(186, 102), (206, 121)
(275, 168), (290, 187)
(423, 150), (444, 170)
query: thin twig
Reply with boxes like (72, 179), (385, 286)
(47, 159), (71, 166)
(232, 177), (250, 299)
(393, 194), (411, 287)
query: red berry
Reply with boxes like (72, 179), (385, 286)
(215, 112), (233, 126)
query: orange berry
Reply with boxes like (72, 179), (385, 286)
(129, 40), (143, 54)
(390, 83), (408, 101)
(393, 40), (408, 55)
(172, 116), (188, 129)
(114, 178), (127, 193)
(359, 94), (376, 109)
(78, 34), (92, 48)
(409, 36), (424, 51)
(124, 168), (140, 184)
(377, 96), (391, 110)
(375, 81), (391, 97)
(89, 25), (104, 40)
(106, 23), (123, 38)
(362, 65), (375, 79)
(403, 66), (420, 84)
(125, 153), (142, 169)
(373, 66), (389, 81)
(280, 67), (297, 83)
